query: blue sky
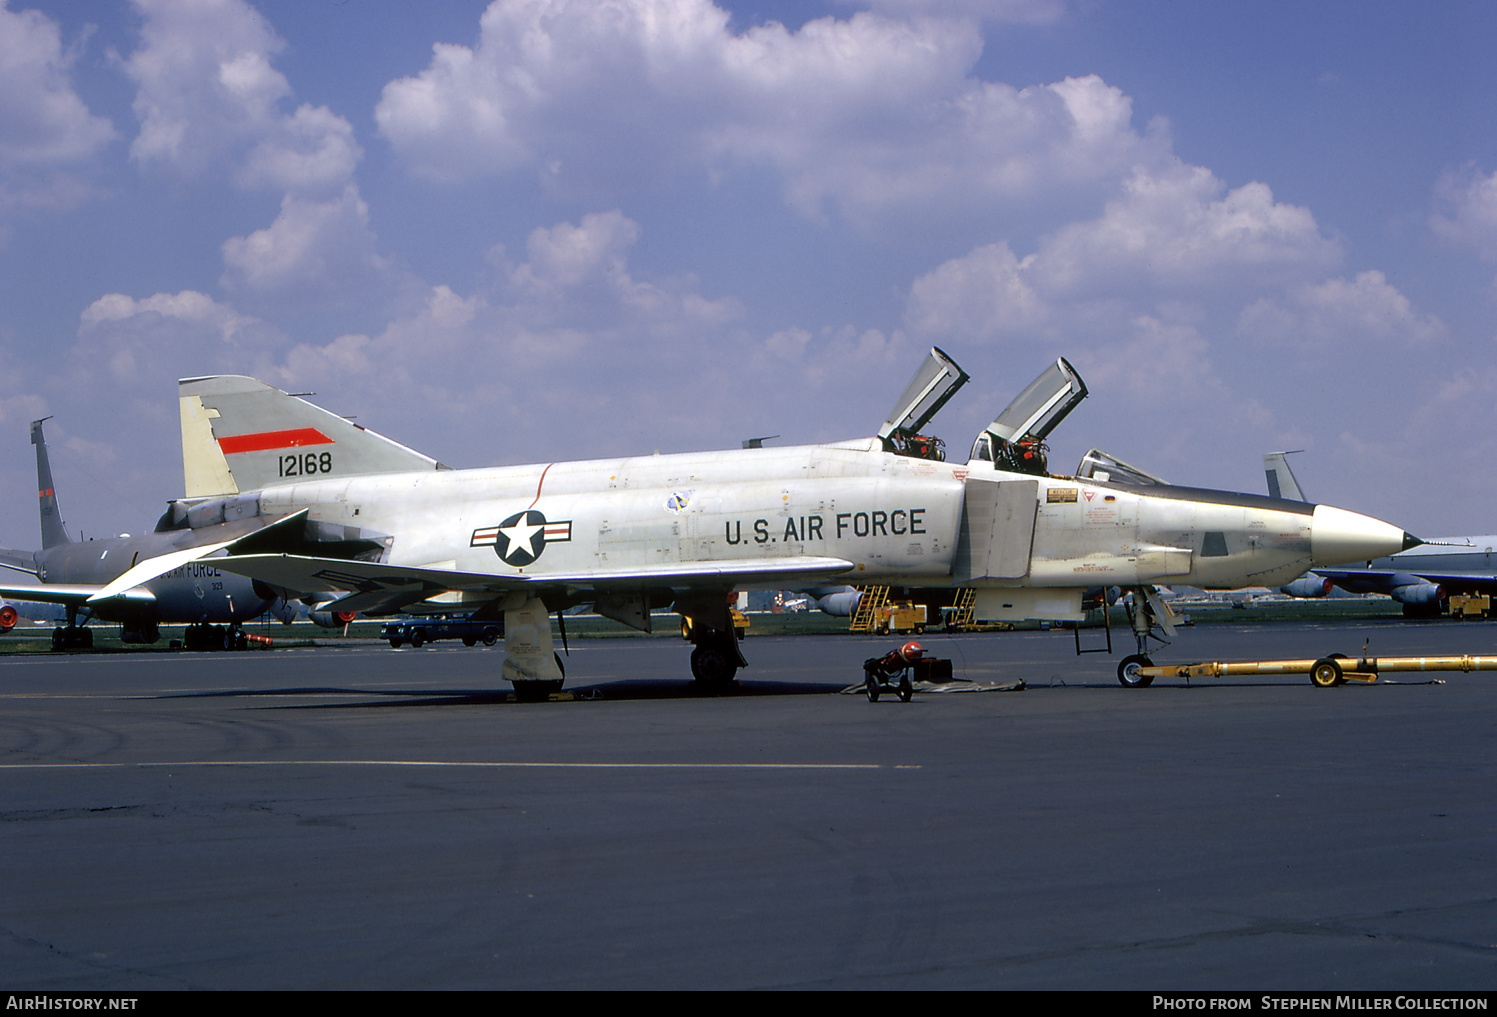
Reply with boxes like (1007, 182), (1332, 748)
(2, 0), (1495, 548)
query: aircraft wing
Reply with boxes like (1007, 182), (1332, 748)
(215, 552), (858, 613)
(1314, 568), (1497, 596)
(0, 582), (155, 608)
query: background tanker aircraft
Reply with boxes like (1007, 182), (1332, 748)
(77, 348), (1415, 695)
(1266, 451), (1497, 617)
(0, 418), (302, 650)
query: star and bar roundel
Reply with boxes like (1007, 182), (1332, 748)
(471, 511), (572, 567)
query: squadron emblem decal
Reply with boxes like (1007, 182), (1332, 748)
(471, 511), (572, 567)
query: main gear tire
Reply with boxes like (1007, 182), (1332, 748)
(690, 641), (738, 688)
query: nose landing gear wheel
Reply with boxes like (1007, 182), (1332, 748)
(1118, 654), (1154, 687)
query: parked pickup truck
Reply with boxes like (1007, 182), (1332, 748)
(380, 616), (503, 648)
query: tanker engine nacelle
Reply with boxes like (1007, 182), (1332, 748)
(1390, 580), (1443, 606)
(1281, 576), (1333, 598)
(310, 606), (358, 628)
(809, 587), (863, 617)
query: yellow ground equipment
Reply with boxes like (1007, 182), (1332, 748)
(943, 588), (1014, 632)
(1117, 650), (1497, 688)
(1446, 594), (1491, 619)
(874, 602), (926, 635)
(681, 609), (749, 641)
(849, 586), (889, 633)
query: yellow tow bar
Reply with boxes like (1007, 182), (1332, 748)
(1118, 653), (1497, 688)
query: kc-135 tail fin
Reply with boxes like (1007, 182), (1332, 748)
(1263, 450), (1308, 502)
(31, 417), (72, 550)
(179, 376), (446, 499)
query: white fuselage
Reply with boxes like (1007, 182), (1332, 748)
(249, 437), (1384, 596)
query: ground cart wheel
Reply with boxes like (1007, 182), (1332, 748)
(1310, 656), (1345, 688)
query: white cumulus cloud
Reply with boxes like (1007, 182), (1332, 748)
(220, 185), (396, 308)
(905, 242), (1045, 340)
(124, 0), (359, 194)
(0, 1), (116, 213)
(375, 0), (1161, 222)
(1237, 270), (1446, 349)
(74, 289), (284, 387)
(0, 2), (116, 166)
(1031, 165), (1341, 299)
(1431, 165), (1497, 261)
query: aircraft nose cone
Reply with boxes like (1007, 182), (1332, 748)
(1311, 505), (1415, 565)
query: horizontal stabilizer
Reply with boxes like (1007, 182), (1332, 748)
(0, 582), (155, 609)
(84, 511), (309, 604)
(0, 549), (38, 576)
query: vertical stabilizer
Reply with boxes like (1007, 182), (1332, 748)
(30, 418), (71, 549)
(1263, 451), (1308, 502)
(179, 376), (444, 498)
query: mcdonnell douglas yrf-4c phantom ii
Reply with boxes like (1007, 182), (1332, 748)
(86, 349), (1419, 695)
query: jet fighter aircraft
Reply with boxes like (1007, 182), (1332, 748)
(95, 350), (1417, 694)
(0, 418), (300, 649)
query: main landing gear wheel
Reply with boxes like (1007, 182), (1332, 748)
(513, 680), (564, 702)
(512, 655), (565, 702)
(1118, 653), (1154, 688)
(1310, 655), (1348, 688)
(50, 626), (93, 651)
(690, 638), (739, 689)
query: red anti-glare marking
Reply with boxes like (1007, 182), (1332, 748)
(218, 428), (333, 454)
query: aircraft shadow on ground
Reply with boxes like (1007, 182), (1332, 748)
(156, 679), (841, 709)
